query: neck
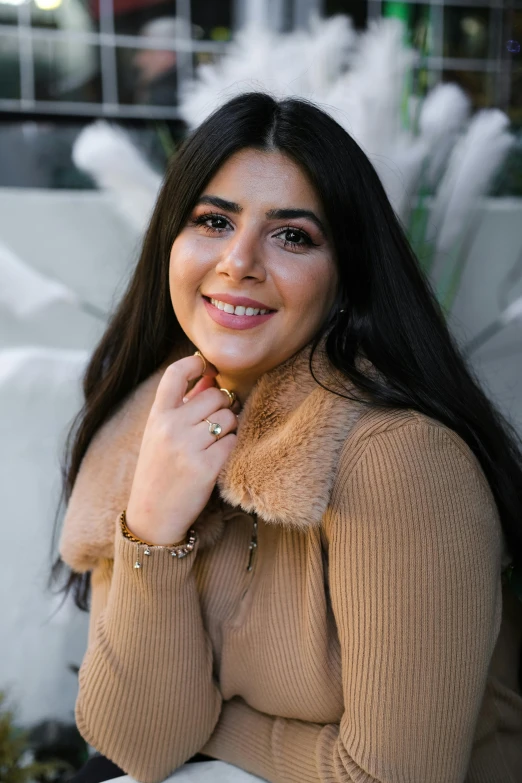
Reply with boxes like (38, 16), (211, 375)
(213, 372), (258, 411)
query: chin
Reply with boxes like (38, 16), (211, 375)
(197, 342), (259, 367)
(213, 358), (258, 377)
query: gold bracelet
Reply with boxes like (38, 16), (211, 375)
(120, 510), (197, 567)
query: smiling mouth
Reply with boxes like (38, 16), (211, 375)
(202, 296), (276, 316)
(201, 295), (277, 330)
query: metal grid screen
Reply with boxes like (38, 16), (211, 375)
(0, 0), (520, 120)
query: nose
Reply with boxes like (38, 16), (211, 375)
(214, 225), (266, 282)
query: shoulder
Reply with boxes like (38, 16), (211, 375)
(327, 405), (502, 554)
(337, 406), (493, 497)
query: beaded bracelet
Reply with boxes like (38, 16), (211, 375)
(119, 509), (197, 569)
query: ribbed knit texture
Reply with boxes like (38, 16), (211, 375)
(75, 411), (522, 783)
(76, 535), (221, 782)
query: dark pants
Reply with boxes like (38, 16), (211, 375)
(69, 752), (215, 782)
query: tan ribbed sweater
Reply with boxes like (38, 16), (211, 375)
(59, 341), (522, 783)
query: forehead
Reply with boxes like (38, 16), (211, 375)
(203, 148), (324, 213)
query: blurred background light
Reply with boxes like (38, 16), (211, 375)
(34, 0), (64, 10)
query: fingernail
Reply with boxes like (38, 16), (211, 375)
(182, 396), (189, 403)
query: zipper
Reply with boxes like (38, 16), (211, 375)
(225, 514), (259, 626)
(246, 515), (258, 572)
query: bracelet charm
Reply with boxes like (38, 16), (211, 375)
(119, 509), (197, 566)
(170, 530), (197, 558)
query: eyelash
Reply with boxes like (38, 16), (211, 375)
(190, 211), (317, 250)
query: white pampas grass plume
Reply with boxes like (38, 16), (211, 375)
(376, 138), (429, 220)
(178, 27), (275, 131)
(427, 109), (514, 261)
(418, 83), (471, 186)
(325, 19), (425, 217)
(302, 14), (357, 97)
(0, 241), (77, 318)
(179, 16), (357, 130)
(325, 19), (413, 147)
(73, 121), (161, 235)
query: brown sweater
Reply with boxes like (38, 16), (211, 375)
(59, 341), (522, 783)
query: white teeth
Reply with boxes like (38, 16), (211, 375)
(210, 298), (270, 316)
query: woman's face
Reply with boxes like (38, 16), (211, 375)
(169, 147), (338, 395)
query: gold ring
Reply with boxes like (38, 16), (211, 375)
(205, 418), (222, 439)
(194, 350), (207, 375)
(220, 388), (237, 408)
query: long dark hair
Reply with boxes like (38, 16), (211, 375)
(51, 92), (522, 663)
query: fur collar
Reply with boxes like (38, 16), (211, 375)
(59, 339), (368, 572)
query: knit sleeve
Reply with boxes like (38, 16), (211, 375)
(201, 422), (503, 782)
(75, 530), (222, 783)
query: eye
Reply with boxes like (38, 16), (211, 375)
(274, 226), (315, 250)
(191, 212), (231, 234)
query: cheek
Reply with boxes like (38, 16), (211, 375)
(169, 237), (206, 289)
(284, 258), (337, 313)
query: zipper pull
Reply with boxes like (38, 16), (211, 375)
(246, 517), (258, 571)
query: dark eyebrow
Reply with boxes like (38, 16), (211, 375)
(196, 195), (242, 213)
(196, 197), (326, 237)
(266, 208), (326, 237)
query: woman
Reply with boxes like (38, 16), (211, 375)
(55, 93), (522, 783)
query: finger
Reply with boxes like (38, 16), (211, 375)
(196, 409), (238, 448)
(206, 430), (238, 465)
(181, 386), (237, 425)
(182, 373), (218, 403)
(154, 354), (217, 411)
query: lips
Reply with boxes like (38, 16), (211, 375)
(202, 295), (276, 330)
(202, 293), (276, 311)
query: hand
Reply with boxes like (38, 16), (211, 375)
(125, 354), (238, 546)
